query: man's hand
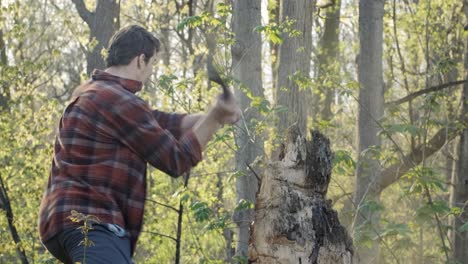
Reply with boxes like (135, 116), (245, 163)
(209, 93), (241, 125)
(192, 91), (241, 149)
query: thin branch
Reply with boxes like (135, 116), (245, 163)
(385, 80), (468, 107)
(71, 0), (94, 26)
(423, 185), (451, 259)
(0, 174), (29, 264)
(245, 162), (261, 184)
(378, 125), (460, 193)
(146, 199), (180, 213)
(142, 230), (177, 243)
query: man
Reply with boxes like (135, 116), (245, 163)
(38, 25), (240, 263)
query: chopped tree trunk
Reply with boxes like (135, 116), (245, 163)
(249, 126), (353, 264)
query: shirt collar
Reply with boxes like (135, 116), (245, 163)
(91, 69), (143, 93)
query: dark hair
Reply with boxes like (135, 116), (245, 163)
(106, 25), (161, 67)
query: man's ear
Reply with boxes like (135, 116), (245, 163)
(137, 54), (146, 69)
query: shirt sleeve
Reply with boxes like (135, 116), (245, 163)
(152, 110), (186, 139)
(99, 97), (202, 177)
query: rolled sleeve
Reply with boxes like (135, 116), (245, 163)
(152, 110), (186, 139)
(100, 98), (202, 177)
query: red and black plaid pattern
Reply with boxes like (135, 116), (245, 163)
(39, 70), (202, 253)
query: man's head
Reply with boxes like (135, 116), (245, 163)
(106, 25), (161, 82)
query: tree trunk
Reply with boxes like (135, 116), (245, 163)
(249, 127), (353, 263)
(449, 3), (468, 262)
(353, 0), (384, 263)
(0, 18), (9, 110)
(72, 0), (120, 75)
(317, 1), (341, 121)
(275, 0), (314, 134)
(231, 0), (264, 260)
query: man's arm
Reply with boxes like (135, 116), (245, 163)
(152, 110), (189, 139)
(180, 113), (204, 133)
(192, 94), (240, 149)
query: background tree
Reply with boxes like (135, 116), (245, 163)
(316, 0), (341, 122)
(449, 1), (468, 262)
(352, 0), (385, 263)
(71, 0), (120, 75)
(231, 0), (264, 261)
(275, 0), (314, 134)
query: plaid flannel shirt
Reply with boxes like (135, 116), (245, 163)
(38, 70), (202, 253)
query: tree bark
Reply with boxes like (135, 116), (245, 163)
(72, 0), (120, 75)
(449, 3), (468, 261)
(353, 0), (385, 263)
(231, 0), (264, 260)
(249, 127), (353, 263)
(275, 0), (314, 134)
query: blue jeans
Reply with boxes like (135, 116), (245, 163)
(44, 224), (132, 264)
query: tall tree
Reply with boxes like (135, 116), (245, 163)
(275, 0), (314, 134)
(231, 0), (264, 260)
(72, 0), (120, 75)
(449, 2), (468, 262)
(353, 0), (385, 263)
(316, 0), (341, 121)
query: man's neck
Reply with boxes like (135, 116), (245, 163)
(105, 66), (141, 82)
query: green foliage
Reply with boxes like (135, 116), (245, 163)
(381, 123), (423, 137)
(232, 255), (248, 264)
(405, 166), (447, 195)
(376, 222), (411, 240)
(234, 199), (254, 212)
(459, 222), (468, 233)
(190, 201), (212, 222)
(254, 24), (283, 44)
(333, 150), (356, 175)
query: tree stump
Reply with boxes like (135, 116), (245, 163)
(249, 127), (353, 264)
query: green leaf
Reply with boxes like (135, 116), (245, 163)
(227, 171), (245, 182)
(416, 201), (451, 222)
(333, 150), (356, 169)
(205, 214), (228, 230)
(381, 123), (422, 137)
(376, 222), (410, 239)
(459, 222), (468, 233)
(359, 200), (385, 214)
(190, 201), (212, 222)
(272, 105), (288, 113)
(234, 199), (254, 212)
(233, 256), (248, 264)
(254, 24), (283, 44)
(216, 2), (231, 16)
(176, 15), (203, 31)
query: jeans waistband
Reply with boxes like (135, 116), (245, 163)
(101, 223), (129, 238)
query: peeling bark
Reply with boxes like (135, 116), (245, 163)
(249, 127), (353, 264)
